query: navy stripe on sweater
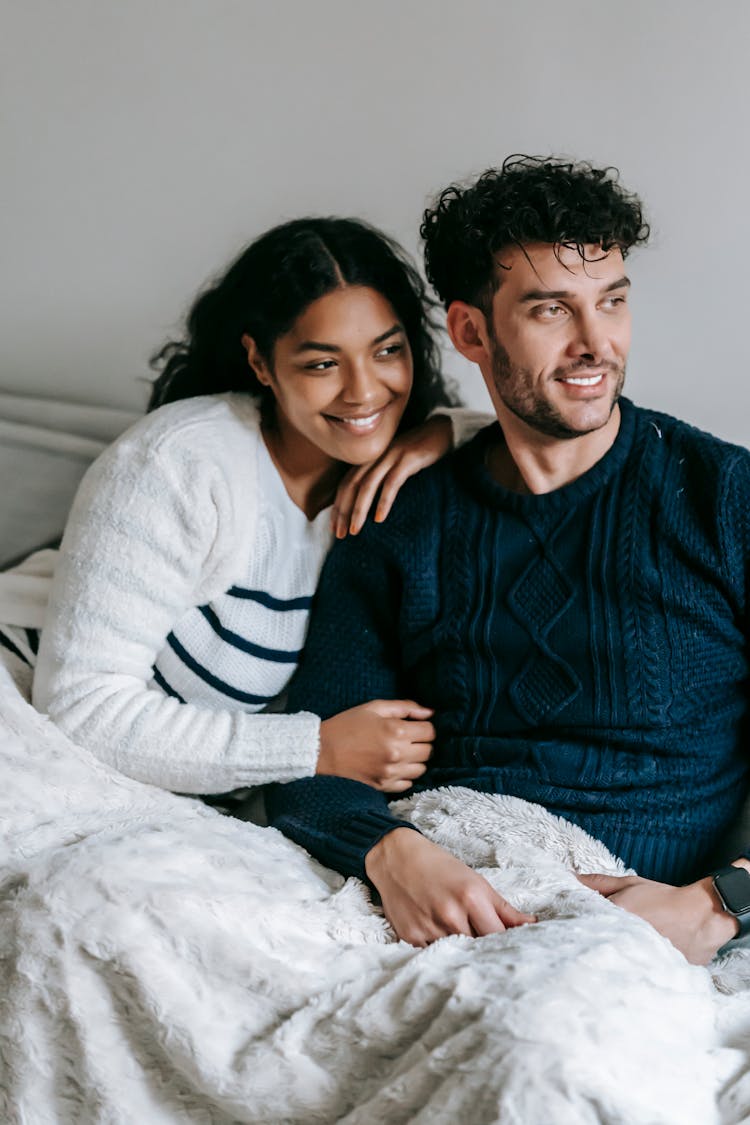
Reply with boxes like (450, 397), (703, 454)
(226, 586), (313, 611)
(166, 632), (272, 705)
(151, 665), (186, 704)
(198, 605), (302, 663)
(0, 628), (31, 667)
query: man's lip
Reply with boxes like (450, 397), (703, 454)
(555, 369), (608, 381)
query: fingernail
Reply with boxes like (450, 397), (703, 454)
(349, 520), (359, 536)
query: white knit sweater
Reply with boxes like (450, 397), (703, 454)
(33, 393), (489, 794)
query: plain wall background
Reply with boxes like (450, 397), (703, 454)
(2, 0), (749, 443)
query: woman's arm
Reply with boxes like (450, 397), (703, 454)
(33, 408), (322, 794)
(331, 407), (493, 537)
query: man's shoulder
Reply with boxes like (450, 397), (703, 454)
(630, 401), (750, 475)
(359, 422), (495, 543)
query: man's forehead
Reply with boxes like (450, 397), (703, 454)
(494, 242), (626, 287)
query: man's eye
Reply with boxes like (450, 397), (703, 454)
(602, 296), (627, 310)
(534, 303), (566, 319)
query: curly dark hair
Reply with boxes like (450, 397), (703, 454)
(421, 155), (650, 312)
(149, 216), (455, 431)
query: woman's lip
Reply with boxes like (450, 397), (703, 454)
(324, 408), (387, 433)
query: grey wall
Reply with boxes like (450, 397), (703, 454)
(2, 0), (749, 444)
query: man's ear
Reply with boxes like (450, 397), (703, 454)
(445, 301), (492, 366)
(241, 333), (272, 387)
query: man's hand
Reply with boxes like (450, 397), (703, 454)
(332, 415), (453, 538)
(317, 700), (434, 792)
(578, 867), (746, 965)
(365, 828), (536, 946)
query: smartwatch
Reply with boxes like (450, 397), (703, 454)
(712, 864), (750, 955)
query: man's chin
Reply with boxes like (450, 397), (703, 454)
(507, 400), (618, 442)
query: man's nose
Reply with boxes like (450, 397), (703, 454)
(567, 310), (609, 361)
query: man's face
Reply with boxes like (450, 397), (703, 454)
(485, 242), (632, 440)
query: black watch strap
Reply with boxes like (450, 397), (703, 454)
(712, 864), (750, 954)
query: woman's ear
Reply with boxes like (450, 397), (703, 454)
(445, 301), (492, 367)
(241, 334), (272, 387)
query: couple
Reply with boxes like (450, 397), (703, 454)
(33, 155), (750, 966)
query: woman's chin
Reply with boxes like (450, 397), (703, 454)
(325, 414), (402, 465)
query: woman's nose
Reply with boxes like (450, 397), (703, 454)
(340, 360), (379, 404)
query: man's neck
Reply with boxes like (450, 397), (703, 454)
(487, 404), (622, 495)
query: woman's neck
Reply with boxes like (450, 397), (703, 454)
(262, 421), (344, 521)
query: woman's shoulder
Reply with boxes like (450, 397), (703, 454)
(75, 393), (264, 525)
(111, 393), (263, 464)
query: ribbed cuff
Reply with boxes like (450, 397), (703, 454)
(324, 812), (421, 881)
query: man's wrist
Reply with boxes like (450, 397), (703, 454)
(364, 826), (417, 886)
(710, 859), (750, 949)
(698, 875), (740, 948)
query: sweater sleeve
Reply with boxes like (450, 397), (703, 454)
(431, 405), (494, 449)
(33, 417), (321, 793)
(721, 447), (750, 861)
(265, 511), (421, 876)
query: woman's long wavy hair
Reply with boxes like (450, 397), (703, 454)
(149, 217), (455, 431)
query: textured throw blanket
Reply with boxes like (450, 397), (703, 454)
(1, 649), (750, 1125)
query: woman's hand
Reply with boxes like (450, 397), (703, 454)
(366, 829), (537, 946)
(317, 700), (435, 791)
(332, 415), (453, 538)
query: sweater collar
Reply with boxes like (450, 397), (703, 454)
(456, 397), (638, 514)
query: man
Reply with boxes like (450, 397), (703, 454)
(265, 155), (750, 965)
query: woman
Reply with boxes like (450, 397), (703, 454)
(33, 217), (487, 797)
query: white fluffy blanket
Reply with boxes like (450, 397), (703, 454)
(2, 651), (750, 1125)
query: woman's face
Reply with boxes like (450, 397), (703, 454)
(243, 285), (413, 468)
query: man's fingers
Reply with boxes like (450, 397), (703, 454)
(577, 873), (640, 897)
(490, 888), (537, 927)
(467, 899), (507, 937)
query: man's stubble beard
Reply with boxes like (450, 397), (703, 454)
(489, 336), (626, 441)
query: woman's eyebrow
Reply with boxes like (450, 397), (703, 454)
(372, 323), (403, 345)
(294, 324), (403, 354)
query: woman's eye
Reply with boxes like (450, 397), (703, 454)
(375, 342), (404, 358)
(304, 359), (337, 372)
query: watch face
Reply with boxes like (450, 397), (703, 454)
(715, 867), (750, 915)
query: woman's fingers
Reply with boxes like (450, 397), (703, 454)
(393, 720), (435, 746)
(370, 699), (434, 720)
(373, 457), (419, 524)
(332, 455), (395, 537)
(347, 456), (399, 535)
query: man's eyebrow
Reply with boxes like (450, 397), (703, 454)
(518, 277), (631, 303)
(294, 323), (403, 354)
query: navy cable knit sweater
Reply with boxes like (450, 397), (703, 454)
(267, 399), (750, 884)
